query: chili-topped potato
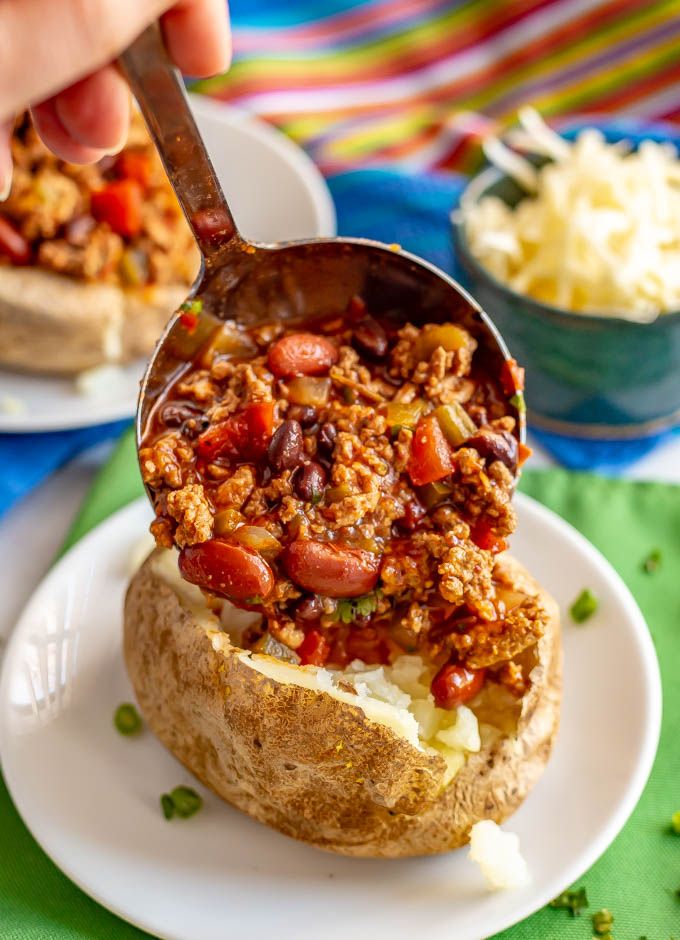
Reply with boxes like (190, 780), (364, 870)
(128, 296), (560, 857)
(0, 112), (198, 375)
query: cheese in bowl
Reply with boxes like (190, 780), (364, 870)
(460, 108), (680, 322)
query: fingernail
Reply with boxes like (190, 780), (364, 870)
(0, 118), (13, 201)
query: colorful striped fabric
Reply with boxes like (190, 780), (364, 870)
(194, 0), (680, 174)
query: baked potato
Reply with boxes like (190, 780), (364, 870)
(0, 267), (188, 374)
(124, 548), (560, 858)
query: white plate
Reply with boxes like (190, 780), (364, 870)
(0, 96), (336, 434)
(0, 494), (661, 940)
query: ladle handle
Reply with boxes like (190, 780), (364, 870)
(119, 22), (240, 263)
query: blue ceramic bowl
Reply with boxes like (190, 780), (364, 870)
(452, 124), (680, 439)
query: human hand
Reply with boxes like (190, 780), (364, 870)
(0, 0), (231, 196)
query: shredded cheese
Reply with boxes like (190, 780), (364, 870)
(461, 108), (680, 321)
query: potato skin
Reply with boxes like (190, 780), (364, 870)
(0, 266), (187, 375)
(124, 551), (561, 857)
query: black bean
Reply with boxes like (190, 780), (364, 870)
(160, 402), (200, 428)
(295, 595), (324, 623)
(268, 419), (304, 472)
(295, 461), (327, 502)
(466, 429), (518, 474)
(352, 315), (388, 359)
(317, 422), (337, 456)
(287, 405), (318, 428)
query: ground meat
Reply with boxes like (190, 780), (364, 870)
(215, 466), (256, 510)
(450, 447), (517, 538)
(451, 596), (548, 669)
(437, 537), (496, 621)
(139, 433), (194, 490)
(166, 484), (213, 547)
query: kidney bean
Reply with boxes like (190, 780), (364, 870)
(179, 539), (274, 600)
(295, 461), (327, 502)
(0, 216), (30, 264)
(295, 595), (324, 622)
(287, 405), (317, 428)
(268, 419), (304, 472)
(431, 662), (486, 709)
(352, 315), (388, 359)
(267, 332), (338, 378)
(466, 429), (518, 474)
(398, 499), (427, 531)
(317, 422), (337, 456)
(282, 540), (381, 598)
(64, 214), (96, 247)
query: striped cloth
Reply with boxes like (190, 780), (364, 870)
(196, 0), (680, 174)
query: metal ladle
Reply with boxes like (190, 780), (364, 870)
(120, 25), (523, 467)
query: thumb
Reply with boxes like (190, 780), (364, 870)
(0, 118), (13, 201)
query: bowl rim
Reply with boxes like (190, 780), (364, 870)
(452, 163), (680, 327)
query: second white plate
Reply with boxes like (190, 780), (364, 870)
(0, 96), (336, 434)
(0, 493), (661, 940)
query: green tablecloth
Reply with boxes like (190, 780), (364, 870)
(2, 430), (679, 939)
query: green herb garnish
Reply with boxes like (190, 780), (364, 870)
(549, 886), (589, 916)
(509, 392), (526, 414)
(642, 549), (662, 574)
(161, 793), (175, 820)
(311, 489), (323, 506)
(592, 908), (614, 934)
(180, 298), (203, 314)
(244, 595), (264, 606)
(160, 786), (203, 821)
(114, 703), (142, 736)
(334, 592), (381, 624)
(570, 588), (598, 624)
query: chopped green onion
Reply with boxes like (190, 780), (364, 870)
(672, 810), (680, 833)
(161, 786), (203, 821)
(549, 886), (588, 916)
(570, 588), (598, 624)
(642, 549), (662, 574)
(160, 794), (175, 820)
(180, 298), (203, 314)
(334, 592), (381, 624)
(509, 392), (526, 414)
(113, 703), (142, 736)
(592, 909), (614, 934)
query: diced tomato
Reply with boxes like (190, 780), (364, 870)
(500, 358), (525, 396)
(91, 180), (143, 237)
(298, 629), (331, 667)
(431, 662), (486, 709)
(407, 415), (455, 487)
(115, 151), (152, 188)
(0, 215), (30, 264)
(345, 626), (390, 665)
(470, 519), (508, 554)
(518, 442), (533, 467)
(346, 294), (367, 322)
(197, 402), (274, 463)
(179, 539), (274, 600)
(179, 310), (199, 333)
